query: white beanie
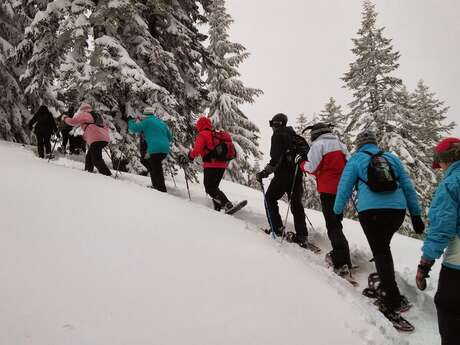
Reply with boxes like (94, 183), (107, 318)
(143, 107), (155, 115)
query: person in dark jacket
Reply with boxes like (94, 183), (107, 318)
(297, 123), (352, 276)
(334, 129), (424, 315)
(28, 105), (58, 159)
(58, 106), (75, 154)
(417, 138), (460, 345)
(256, 113), (308, 246)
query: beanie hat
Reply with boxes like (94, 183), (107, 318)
(79, 103), (92, 113)
(309, 123), (333, 142)
(195, 116), (213, 132)
(269, 113), (288, 128)
(432, 137), (460, 169)
(143, 107), (155, 115)
(355, 130), (378, 149)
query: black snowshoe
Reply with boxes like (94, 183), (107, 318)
(285, 231), (321, 254)
(325, 252), (358, 286)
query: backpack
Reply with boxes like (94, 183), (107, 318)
(361, 151), (398, 192)
(207, 130), (236, 162)
(89, 111), (105, 128)
(285, 133), (310, 165)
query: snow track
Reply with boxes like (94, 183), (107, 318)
(1, 141), (440, 345)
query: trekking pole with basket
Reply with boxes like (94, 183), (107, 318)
(48, 133), (61, 162)
(280, 164), (300, 244)
(260, 181), (277, 240)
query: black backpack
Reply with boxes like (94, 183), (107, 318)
(361, 151), (398, 192)
(285, 133), (310, 165)
(89, 111), (105, 127)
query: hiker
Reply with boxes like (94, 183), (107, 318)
(28, 105), (58, 159)
(178, 116), (234, 212)
(63, 103), (112, 176)
(256, 113), (309, 247)
(58, 106), (75, 154)
(297, 123), (352, 276)
(417, 138), (460, 345)
(128, 107), (172, 192)
(333, 129), (424, 316)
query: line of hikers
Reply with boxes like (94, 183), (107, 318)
(28, 103), (459, 343)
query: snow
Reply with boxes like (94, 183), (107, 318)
(0, 140), (440, 345)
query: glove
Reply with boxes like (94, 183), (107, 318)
(411, 215), (425, 234)
(177, 154), (190, 166)
(256, 169), (269, 183)
(416, 257), (435, 291)
(295, 154), (306, 165)
(336, 213), (343, 222)
(55, 132), (61, 139)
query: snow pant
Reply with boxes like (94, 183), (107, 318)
(264, 169), (307, 241)
(358, 209), (405, 310)
(320, 193), (351, 268)
(148, 153), (167, 192)
(204, 168), (230, 211)
(36, 132), (52, 158)
(84, 141), (112, 176)
(61, 128), (71, 152)
(140, 137), (149, 171)
(435, 265), (460, 345)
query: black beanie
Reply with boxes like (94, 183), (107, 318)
(310, 123), (333, 142)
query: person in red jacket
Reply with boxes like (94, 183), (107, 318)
(297, 123), (352, 276)
(179, 116), (234, 211)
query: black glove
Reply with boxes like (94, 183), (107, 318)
(177, 154), (190, 166)
(416, 257), (435, 291)
(256, 170), (269, 183)
(411, 215), (425, 235)
(295, 154), (307, 165)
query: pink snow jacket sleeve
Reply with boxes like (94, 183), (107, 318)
(64, 112), (110, 145)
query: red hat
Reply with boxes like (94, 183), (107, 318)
(195, 116), (213, 132)
(433, 137), (460, 169)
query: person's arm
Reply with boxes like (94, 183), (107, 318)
(333, 159), (358, 215)
(394, 157), (422, 216)
(127, 118), (144, 134)
(422, 181), (459, 261)
(189, 133), (206, 160)
(300, 141), (322, 174)
(50, 112), (58, 133)
(28, 112), (38, 129)
(64, 113), (92, 127)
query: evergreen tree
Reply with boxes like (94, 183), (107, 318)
(295, 113), (308, 133)
(318, 97), (346, 137)
(0, 0), (31, 142)
(342, 0), (402, 138)
(206, 0), (262, 183)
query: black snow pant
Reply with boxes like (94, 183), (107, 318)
(358, 209), (405, 310)
(61, 129), (71, 152)
(148, 153), (167, 192)
(265, 169), (307, 241)
(320, 193), (351, 268)
(204, 168), (230, 211)
(435, 265), (460, 345)
(85, 141), (112, 176)
(36, 132), (52, 158)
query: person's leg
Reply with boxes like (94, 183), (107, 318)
(36, 133), (45, 158)
(62, 130), (69, 151)
(359, 211), (405, 310)
(44, 133), (52, 154)
(320, 193), (351, 268)
(149, 154), (167, 192)
(265, 174), (288, 234)
(90, 142), (112, 176)
(435, 266), (460, 345)
(289, 172), (308, 241)
(204, 168), (229, 210)
(84, 145), (94, 172)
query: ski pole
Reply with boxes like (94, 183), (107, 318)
(48, 133), (60, 162)
(114, 136), (128, 179)
(260, 181), (276, 240)
(281, 164), (300, 244)
(171, 169), (177, 188)
(183, 166), (192, 201)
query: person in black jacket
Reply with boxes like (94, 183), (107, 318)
(58, 106), (75, 154)
(28, 105), (58, 158)
(256, 113), (308, 246)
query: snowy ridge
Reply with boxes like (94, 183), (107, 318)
(0, 141), (440, 345)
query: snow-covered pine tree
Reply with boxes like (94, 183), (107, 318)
(0, 0), (32, 142)
(295, 113), (309, 134)
(205, 0), (263, 183)
(318, 97), (347, 138)
(342, 0), (402, 139)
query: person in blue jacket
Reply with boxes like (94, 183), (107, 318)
(417, 137), (460, 345)
(128, 107), (172, 192)
(333, 130), (424, 315)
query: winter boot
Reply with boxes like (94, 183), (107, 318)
(334, 264), (351, 278)
(263, 226), (285, 237)
(325, 251), (334, 267)
(223, 201), (234, 212)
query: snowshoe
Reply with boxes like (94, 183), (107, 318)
(225, 200), (247, 215)
(285, 231), (322, 254)
(378, 303), (415, 332)
(261, 226), (284, 237)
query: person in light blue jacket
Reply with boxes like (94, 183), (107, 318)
(128, 107), (172, 192)
(334, 130), (424, 316)
(416, 137), (460, 345)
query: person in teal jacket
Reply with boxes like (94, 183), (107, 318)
(333, 130), (424, 316)
(417, 137), (460, 345)
(128, 107), (172, 192)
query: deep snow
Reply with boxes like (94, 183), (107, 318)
(0, 141), (441, 345)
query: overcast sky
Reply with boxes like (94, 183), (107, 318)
(224, 0), (460, 161)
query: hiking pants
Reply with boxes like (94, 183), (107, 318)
(204, 168), (230, 211)
(358, 209), (405, 310)
(148, 153), (167, 192)
(435, 265), (460, 345)
(85, 141), (112, 176)
(36, 133), (52, 158)
(320, 193), (351, 268)
(265, 169), (307, 241)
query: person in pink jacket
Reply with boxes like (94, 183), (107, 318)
(63, 103), (112, 176)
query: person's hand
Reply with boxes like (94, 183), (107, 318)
(416, 257), (435, 291)
(295, 154), (305, 164)
(256, 169), (269, 183)
(411, 215), (425, 235)
(177, 154), (190, 166)
(55, 132), (61, 139)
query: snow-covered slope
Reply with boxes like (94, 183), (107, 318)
(0, 141), (440, 345)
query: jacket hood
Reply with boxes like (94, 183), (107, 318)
(195, 116), (213, 132)
(79, 103), (93, 113)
